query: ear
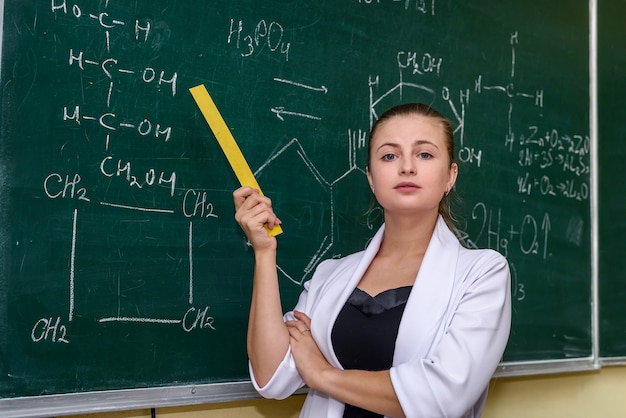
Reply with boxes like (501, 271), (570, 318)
(447, 162), (458, 191)
(366, 166), (374, 192)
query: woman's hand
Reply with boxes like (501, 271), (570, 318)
(286, 310), (335, 391)
(287, 310), (405, 417)
(233, 186), (282, 252)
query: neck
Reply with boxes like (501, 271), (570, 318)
(378, 211), (439, 258)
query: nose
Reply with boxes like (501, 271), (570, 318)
(400, 158), (416, 175)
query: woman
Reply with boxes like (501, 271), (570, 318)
(233, 103), (511, 418)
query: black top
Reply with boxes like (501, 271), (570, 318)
(331, 286), (412, 418)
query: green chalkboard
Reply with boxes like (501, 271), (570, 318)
(598, 0), (626, 360)
(1, 0), (593, 414)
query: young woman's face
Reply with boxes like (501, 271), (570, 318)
(366, 114), (457, 216)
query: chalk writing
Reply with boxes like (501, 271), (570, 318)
(228, 18), (292, 61)
(183, 306), (217, 332)
(44, 173), (91, 202)
(31, 317), (70, 344)
(99, 157), (177, 196)
(509, 264), (526, 302)
(462, 202), (552, 260)
(63, 107), (173, 142)
(358, 0), (437, 15)
(183, 190), (219, 219)
(46, 0), (221, 336)
(397, 51), (443, 76)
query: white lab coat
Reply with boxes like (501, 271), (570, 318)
(250, 216), (512, 418)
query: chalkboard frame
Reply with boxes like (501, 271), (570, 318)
(0, 0), (608, 415)
(1, 382), (261, 418)
(597, 0), (626, 365)
(0, 357), (600, 418)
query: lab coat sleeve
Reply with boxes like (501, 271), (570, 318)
(390, 250), (512, 417)
(249, 344), (303, 400)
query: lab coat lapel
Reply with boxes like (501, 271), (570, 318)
(393, 216), (460, 364)
(314, 225), (386, 368)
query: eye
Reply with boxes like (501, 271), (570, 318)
(417, 152), (433, 159)
(382, 153), (397, 161)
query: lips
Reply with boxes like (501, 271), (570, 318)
(394, 182), (420, 192)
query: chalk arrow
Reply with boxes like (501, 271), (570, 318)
(271, 107), (321, 121)
(273, 78), (328, 94)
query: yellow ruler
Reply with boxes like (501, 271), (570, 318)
(190, 84), (283, 237)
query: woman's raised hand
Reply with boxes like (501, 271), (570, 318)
(233, 186), (282, 251)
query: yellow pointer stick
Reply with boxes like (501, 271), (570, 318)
(190, 84), (283, 237)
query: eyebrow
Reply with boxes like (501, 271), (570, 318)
(375, 140), (440, 152)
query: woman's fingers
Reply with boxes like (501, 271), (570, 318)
(233, 187), (276, 216)
(236, 195), (276, 228)
(293, 310), (311, 328)
(233, 186), (281, 248)
(285, 321), (311, 342)
(285, 311), (312, 337)
(233, 186), (260, 211)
